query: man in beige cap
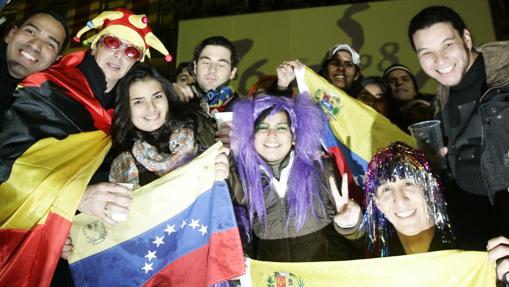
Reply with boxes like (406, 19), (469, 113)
(275, 43), (364, 98)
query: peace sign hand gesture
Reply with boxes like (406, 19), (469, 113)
(330, 173), (362, 228)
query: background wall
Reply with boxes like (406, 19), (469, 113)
(177, 0), (496, 95)
(0, 0), (504, 91)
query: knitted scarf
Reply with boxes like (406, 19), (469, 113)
(110, 128), (197, 188)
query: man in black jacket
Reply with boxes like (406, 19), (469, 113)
(409, 6), (509, 284)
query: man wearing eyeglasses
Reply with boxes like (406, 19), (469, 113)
(0, 9), (171, 285)
(0, 8), (171, 182)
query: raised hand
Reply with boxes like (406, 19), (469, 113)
(276, 60), (304, 91)
(172, 82), (196, 103)
(330, 173), (361, 228)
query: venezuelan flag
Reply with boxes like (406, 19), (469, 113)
(0, 131), (111, 286)
(68, 142), (244, 287)
(248, 250), (496, 286)
(295, 67), (415, 189)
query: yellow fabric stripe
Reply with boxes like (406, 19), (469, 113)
(249, 250), (495, 287)
(0, 131), (111, 229)
(296, 66), (415, 161)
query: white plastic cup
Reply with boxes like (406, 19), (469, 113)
(118, 183), (134, 192)
(111, 183), (134, 222)
(213, 111), (233, 128)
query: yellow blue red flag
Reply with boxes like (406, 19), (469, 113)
(68, 142), (245, 287)
(295, 67), (415, 192)
(0, 131), (111, 286)
(247, 250), (495, 287)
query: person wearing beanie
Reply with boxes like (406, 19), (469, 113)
(383, 64), (420, 102)
(0, 8), (170, 285)
(382, 64), (434, 131)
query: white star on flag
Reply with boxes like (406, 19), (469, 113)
(145, 250), (157, 262)
(189, 219), (200, 230)
(153, 235), (164, 247)
(141, 262), (153, 274)
(164, 224), (176, 235)
(180, 220), (187, 229)
(199, 224), (208, 235)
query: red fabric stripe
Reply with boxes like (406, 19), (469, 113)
(21, 51), (113, 134)
(328, 146), (364, 206)
(144, 228), (244, 287)
(0, 213), (71, 286)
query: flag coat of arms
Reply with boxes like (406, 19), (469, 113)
(295, 66), (415, 190)
(68, 142), (245, 287)
(248, 250), (496, 287)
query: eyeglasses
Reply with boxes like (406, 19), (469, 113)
(100, 35), (143, 61)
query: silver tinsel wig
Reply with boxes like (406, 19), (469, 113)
(362, 142), (453, 256)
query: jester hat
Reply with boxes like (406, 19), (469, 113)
(73, 8), (172, 62)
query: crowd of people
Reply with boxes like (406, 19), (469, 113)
(0, 3), (507, 287)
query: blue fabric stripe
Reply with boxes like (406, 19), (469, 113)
(323, 123), (368, 181)
(70, 181), (236, 287)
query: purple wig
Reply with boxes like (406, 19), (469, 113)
(231, 94), (325, 232)
(362, 142), (453, 256)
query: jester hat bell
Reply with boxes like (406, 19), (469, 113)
(73, 8), (172, 62)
